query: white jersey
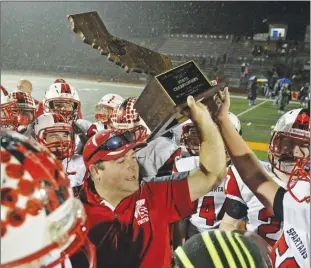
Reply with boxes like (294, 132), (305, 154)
(62, 154), (86, 188)
(175, 156), (227, 232)
(136, 137), (179, 177)
(271, 183), (310, 267)
(225, 161), (286, 247)
(93, 122), (108, 132)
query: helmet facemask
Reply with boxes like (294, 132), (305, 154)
(0, 101), (23, 129)
(11, 104), (35, 125)
(287, 159), (310, 203)
(45, 98), (80, 122)
(38, 126), (75, 160)
(94, 103), (114, 125)
(268, 132), (310, 176)
(181, 124), (200, 156)
(129, 125), (148, 143)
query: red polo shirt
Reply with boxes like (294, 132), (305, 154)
(76, 172), (196, 268)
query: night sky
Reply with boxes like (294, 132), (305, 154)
(1, 1), (310, 40)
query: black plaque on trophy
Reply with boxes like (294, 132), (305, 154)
(134, 60), (225, 141)
(156, 61), (212, 105)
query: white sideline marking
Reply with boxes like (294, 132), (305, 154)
(237, 100), (268, 117)
(230, 94), (299, 104)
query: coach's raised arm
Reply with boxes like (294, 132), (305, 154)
(186, 95), (227, 201)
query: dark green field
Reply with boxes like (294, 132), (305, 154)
(229, 95), (301, 160)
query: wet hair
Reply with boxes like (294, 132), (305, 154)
(174, 230), (271, 268)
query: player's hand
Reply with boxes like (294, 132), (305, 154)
(215, 87), (230, 122)
(186, 95), (213, 129)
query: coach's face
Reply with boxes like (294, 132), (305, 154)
(97, 149), (140, 195)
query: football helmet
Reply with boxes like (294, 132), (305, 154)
(180, 112), (241, 156)
(180, 123), (200, 156)
(1, 86), (23, 129)
(0, 130), (96, 268)
(287, 158), (310, 203)
(268, 108), (310, 176)
(33, 113), (75, 160)
(43, 83), (81, 122)
(7, 91), (36, 125)
(111, 97), (150, 142)
(54, 79), (67, 84)
(94, 94), (124, 125)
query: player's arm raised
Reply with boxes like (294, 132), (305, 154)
(186, 95), (227, 202)
(215, 88), (280, 212)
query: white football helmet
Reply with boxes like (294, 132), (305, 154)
(268, 108), (309, 180)
(0, 130), (96, 268)
(33, 113), (75, 160)
(94, 93), (124, 125)
(228, 112), (242, 135)
(43, 83), (81, 122)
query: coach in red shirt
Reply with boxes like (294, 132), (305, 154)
(73, 96), (227, 267)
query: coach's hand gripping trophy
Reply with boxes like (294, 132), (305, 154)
(68, 11), (225, 140)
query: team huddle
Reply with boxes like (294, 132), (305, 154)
(1, 78), (310, 268)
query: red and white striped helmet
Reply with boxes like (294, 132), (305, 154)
(6, 91), (36, 125)
(94, 93), (124, 125)
(43, 83), (81, 122)
(1, 130), (96, 268)
(111, 97), (150, 142)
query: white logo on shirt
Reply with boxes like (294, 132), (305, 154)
(134, 199), (150, 225)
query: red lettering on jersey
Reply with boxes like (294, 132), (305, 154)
(199, 196), (215, 226)
(272, 233), (299, 268)
(224, 167), (243, 200)
(257, 208), (282, 247)
(199, 196), (227, 226)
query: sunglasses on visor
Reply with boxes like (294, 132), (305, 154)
(86, 131), (137, 162)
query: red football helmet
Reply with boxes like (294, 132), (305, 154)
(0, 86), (28, 129)
(7, 91), (36, 125)
(180, 123), (200, 156)
(1, 130), (96, 268)
(54, 78), (67, 84)
(111, 97), (149, 142)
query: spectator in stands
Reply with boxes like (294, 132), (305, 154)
(266, 35), (271, 45)
(300, 83), (310, 108)
(241, 63), (246, 78)
(222, 52), (227, 64)
(278, 84), (291, 114)
(276, 34), (283, 53)
(244, 63), (249, 78)
(216, 56), (221, 66)
(263, 43), (269, 57)
(248, 80), (258, 106)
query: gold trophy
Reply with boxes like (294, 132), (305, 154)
(68, 11), (225, 141)
(134, 61), (225, 140)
